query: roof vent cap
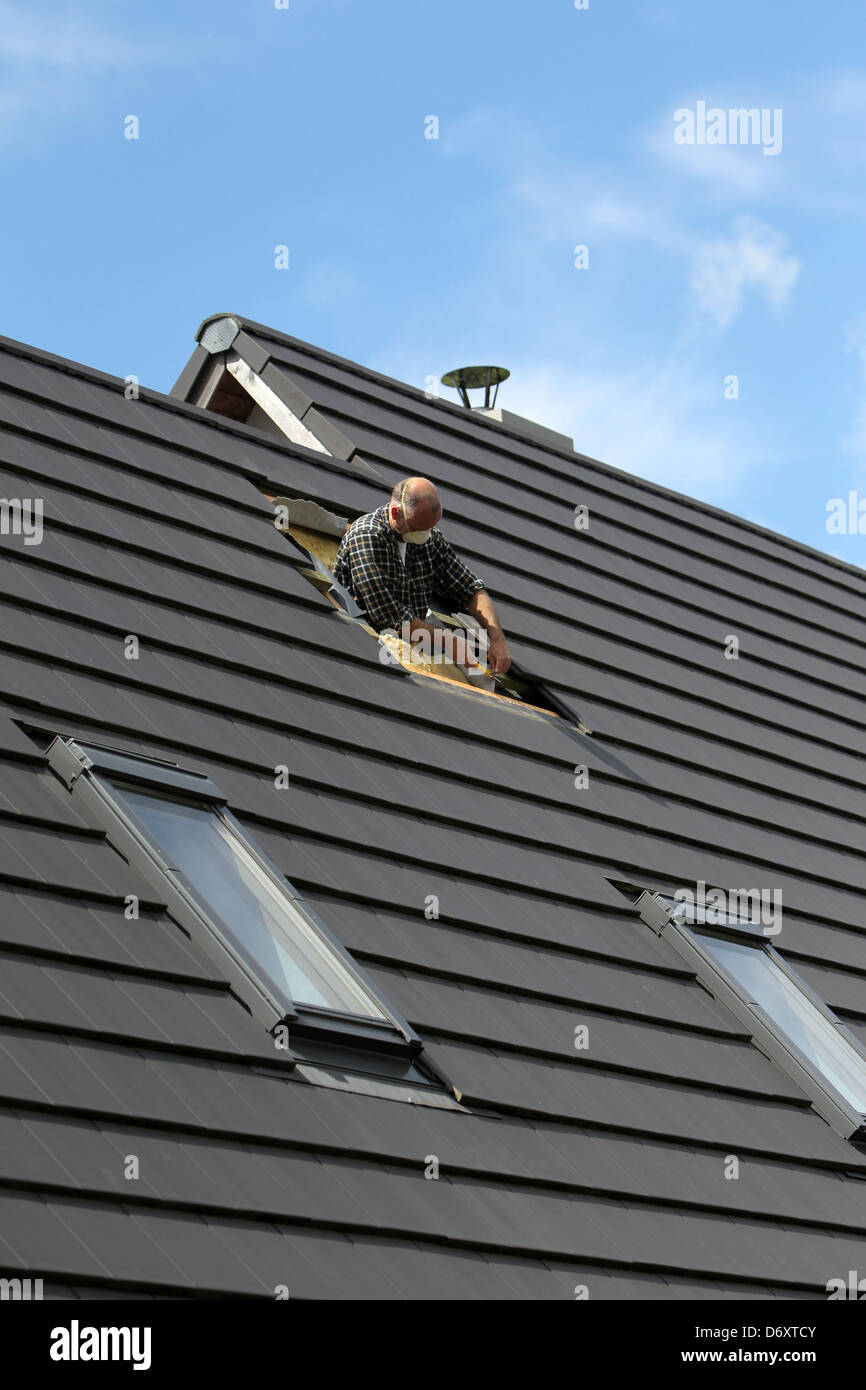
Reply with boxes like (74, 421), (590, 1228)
(441, 365), (509, 411)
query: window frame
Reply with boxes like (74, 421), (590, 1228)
(113, 781), (392, 1026)
(46, 735), (445, 1088)
(634, 888), (866, 1144)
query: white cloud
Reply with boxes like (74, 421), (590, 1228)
(585, 196), (677, 245)
(501, 359), (775, 501)
(463, 116), (800, 331)
(371, 96), (819, 517)
(0, 4), (138, 67)
(441, 107), (548, 170)
(689, 216), (801, 327)
(0, 3), (181, 140)
(371, 342), (777, 508)
(641, 108), (774, 196)
(581, 197), (800, 327)
(575, 193), (801, 328)
(640, 73), (866, 220)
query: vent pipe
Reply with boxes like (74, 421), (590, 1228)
(440, 365), (510, 411)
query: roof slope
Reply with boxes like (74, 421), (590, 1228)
(0, 320), (864, 1298)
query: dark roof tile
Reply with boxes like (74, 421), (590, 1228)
(0, 322), (864, 1298)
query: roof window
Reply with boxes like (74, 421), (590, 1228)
(45, 735), (449, 1091)
(630, 884), (866, 1145)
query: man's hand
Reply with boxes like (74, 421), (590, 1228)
(405, 618), (476, 670)
(405, 611), (511, 678)
(486, 628), (512, 676)
(466, 591), (512, 676)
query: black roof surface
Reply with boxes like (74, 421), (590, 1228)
(0, 315), (864, 1299)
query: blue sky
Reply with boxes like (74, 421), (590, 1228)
(2, 0), (866, 563)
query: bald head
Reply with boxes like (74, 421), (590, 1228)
(389, 477), (442, 534)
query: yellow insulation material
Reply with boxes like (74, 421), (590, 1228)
(288, 526), (342, 571)
(368, 628), (475, 686)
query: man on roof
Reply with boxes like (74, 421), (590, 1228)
(334, 477), (512, 677)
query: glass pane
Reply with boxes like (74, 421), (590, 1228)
(696, 932), (866, 1113)
(121, 789), (383, 1018)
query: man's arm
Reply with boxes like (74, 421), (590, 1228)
(466, 590), (512, 675)
(429, 533), (512, 674)
(339, 528), (482, 672)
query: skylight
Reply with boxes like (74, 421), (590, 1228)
(632, 885), (866, 1144)
(44, 735), (443, 1089)
(118, 786), (384, 1019)
(694, 929), (866, 1115)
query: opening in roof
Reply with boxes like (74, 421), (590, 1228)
(269, 492), (588, 727)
